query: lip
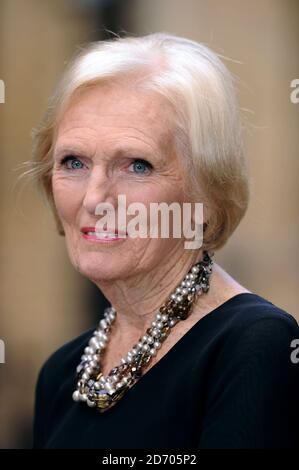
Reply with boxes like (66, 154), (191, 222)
(80, 226), (127, 243)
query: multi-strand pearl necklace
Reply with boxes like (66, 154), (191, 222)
(72, 251), (214, 412)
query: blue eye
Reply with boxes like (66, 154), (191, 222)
(131, 159), (152, 174)
(60, 156), (84, 170)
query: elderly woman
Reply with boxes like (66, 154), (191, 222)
(30, 33), (298, 449)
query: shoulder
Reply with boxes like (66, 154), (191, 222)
(33, 327), (95, 448)
(217, 292), (299, 337)
(195, 292), (299, 373)
(208, 292), (299, 372)
(209, 262), (298, 336)
(198, 293), (299, 448)
(36, 326), (94, 394)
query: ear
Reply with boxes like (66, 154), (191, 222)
(191, 203), (209, 231)
(58, 226), (65, 236)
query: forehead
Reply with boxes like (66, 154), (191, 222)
(55, 82), (175, 157)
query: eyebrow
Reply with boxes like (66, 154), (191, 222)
(54, 143), (162, 162)
(53, 144), (92, 159)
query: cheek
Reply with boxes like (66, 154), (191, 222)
(124, 183), (186, 240)
(52, 176), (82, 223)
(124, 180), (185, 206)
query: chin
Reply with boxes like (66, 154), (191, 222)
(73, 252), (130, 283)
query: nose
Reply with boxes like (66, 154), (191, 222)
(82, 166), (116, 216)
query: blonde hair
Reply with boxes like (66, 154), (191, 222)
(24, 32), (249, 251)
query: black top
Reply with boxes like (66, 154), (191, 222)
(33, 293), (299, 449)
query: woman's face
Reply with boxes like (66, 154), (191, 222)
(52, 83), (190, 283)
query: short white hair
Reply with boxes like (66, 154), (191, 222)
(27, 32), (249, 251)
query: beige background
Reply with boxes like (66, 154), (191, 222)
(0, 0), (298, 448)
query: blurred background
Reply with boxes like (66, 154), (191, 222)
(0, 0), (298, 448)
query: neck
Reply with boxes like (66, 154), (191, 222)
(94, 248), (205, 341)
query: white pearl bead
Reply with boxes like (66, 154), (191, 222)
(101, 333), (108, 342)
(156, 313), (162, 320)
(80, 393), (88, 402)
(72, 391), (81, 402)
(100, 319), (107, 329)
(161, 314), (168, 322)
(89, 337), (99, 348)
(87, 399), (96, 407)
(154, 341), (161, 349)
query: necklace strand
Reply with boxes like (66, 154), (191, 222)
(72, 251), (214, 412)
